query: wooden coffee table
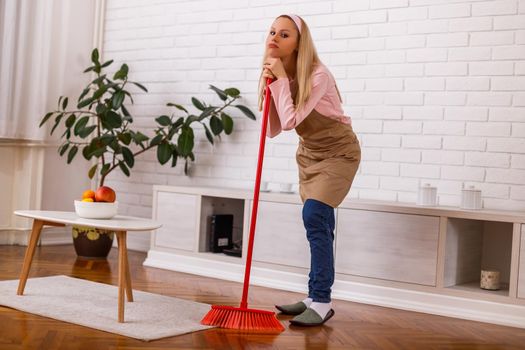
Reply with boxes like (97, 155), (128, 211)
(13, 210), (162, 323)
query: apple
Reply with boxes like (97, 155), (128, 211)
(95, 186), (116, 203)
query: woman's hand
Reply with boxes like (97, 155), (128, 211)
(263, 57), (287, 80)
(262, 68), (275, 81)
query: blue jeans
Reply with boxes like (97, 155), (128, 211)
(302, 198), (335, 303)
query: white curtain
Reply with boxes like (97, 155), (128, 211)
(0, 0), (98, 141)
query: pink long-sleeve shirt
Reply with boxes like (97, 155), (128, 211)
(266, 64), (351, 138)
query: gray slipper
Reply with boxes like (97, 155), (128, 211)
(289, 308), (335, 327)
(275, 301), (308, 315)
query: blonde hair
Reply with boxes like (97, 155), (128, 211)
(258, 15), (321, 112)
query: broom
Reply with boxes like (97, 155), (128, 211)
(201, 78), (284, 332)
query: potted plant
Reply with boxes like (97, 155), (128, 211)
(40, 48), (256, 258)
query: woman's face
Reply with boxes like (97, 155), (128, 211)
(266, 17), (299, 59)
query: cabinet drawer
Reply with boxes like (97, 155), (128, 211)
(335, 209), (439, 286)
(154, 192), (198, 251)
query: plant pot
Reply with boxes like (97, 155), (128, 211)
(72, 225), (114, 259)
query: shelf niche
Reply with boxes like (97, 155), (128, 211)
(198, 196), (244, 258)
(444, 218), (513, 296)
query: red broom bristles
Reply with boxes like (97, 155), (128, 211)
(201, 305), (284, 332)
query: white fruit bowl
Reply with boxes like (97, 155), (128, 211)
(74, 200), (118, 219)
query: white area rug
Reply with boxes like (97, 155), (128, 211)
(0, 275), (214, 341)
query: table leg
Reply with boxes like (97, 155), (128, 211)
(123, 238), (133, 302)
(116, 231), (126, 322)
(17, 219), (44, 295)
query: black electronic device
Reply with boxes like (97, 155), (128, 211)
(208, 214), (233, 253)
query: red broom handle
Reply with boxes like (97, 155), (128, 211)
(240, 77), (273, 309)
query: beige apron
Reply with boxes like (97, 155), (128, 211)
(295, 110), (361, 208)
(279, 80), (361, 208)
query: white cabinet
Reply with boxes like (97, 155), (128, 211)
(252, 201), (310, 269)
(335, 209), (439, 286)
(153, 191), (199, 252)
(146, 185), (525, 329)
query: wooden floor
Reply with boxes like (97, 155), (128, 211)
(1, 245), (524, 350)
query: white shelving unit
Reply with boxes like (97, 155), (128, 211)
(145, 185), (525, 329)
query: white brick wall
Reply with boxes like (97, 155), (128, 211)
(103, 0), (525, 213)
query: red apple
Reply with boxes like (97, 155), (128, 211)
(95, 186), (116, 203)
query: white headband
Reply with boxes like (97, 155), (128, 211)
(286, 14), (302, 34)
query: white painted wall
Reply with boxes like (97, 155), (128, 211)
(101, 0), (525, 224)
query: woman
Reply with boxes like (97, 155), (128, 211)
(260, 14), (361, 326)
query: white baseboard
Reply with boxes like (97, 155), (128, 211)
(0, 229), (29, 245)
(143, 250), (525, 329)
(0, 226), (72, 246)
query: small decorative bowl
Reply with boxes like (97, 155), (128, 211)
(74, 200), (118, 219)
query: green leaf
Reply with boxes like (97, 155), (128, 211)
(235, 105), (256, 120)
(100, 59), (114, 68)
(112, 90), (125, 110)
(50, 113), (64, 135)
(224, 88), (240, 97)
(203, 124), (214, 145)
(74, 116), (90, 136)
(91, 74), (107, 85)
(155, 115), (172, 126)
(62, 97), (69, 111)
(157, 142), (172, 165)
(91, 48), (99, 65)
(39, 112), (54, 128)
(93, 85), (109, 100)
(149, 134), (163, 147)
(167, 103), (188, 113)
(121, 104), (131, 118)
(189, 152), (195, 161)
(78, 87), (91, 103)
(102, 111), (122, 129)
(132, 81), (148, 92)
(60, 128), (71, 139)
(122, 90), (134, 104)
(108, 138), (121, 153)
(210, 115), (223, 135)
(113, 64), (129, 80)
(67, 146), (78, 164)
(191, 97), (205, 111)
(83, 66), (95, 73)
(88, 164), (97, 179)
(65, 114), (76, 128)
(171, 147), (179, 167)
(209, 85), (227, 101)
(131, 131), (149, 144)
(82, 144), (94, 159)
(221, 113), (234, 135)
(122, 147), (134, 168)
(177, 127), (194, 156)
(100, 163), (111, 175)
(78, 125), (97, 138)
(119, 161), (130, 177)
(59, 143), (69, 156)
(90, 146), (106, 158)
(118, 132), (132, 145)
(173, 117), (184, 128)
(96, 103), (108, 115)
(77, 97), (95, 109)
